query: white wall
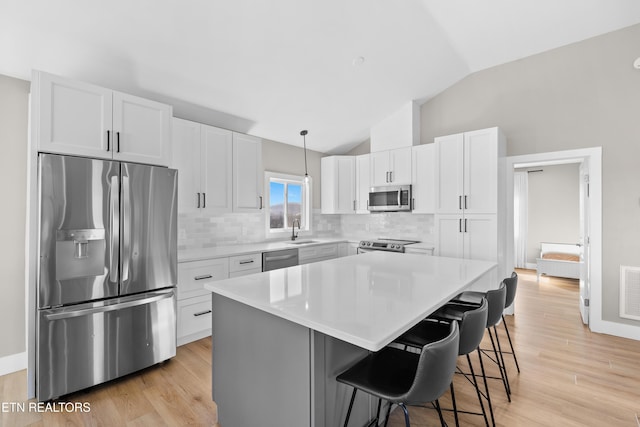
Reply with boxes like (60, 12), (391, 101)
(521, 164), (580, 265)
(0, 74), (29, 359)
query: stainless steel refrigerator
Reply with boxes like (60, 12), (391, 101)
(36, 153), (178, 401)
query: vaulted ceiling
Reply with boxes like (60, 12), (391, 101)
(2, 0), (640, 153)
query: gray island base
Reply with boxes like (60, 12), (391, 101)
(207, 252), (498, 426)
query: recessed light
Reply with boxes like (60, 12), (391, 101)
(352, 56), (365, 66)
(634, 57), (640, 70)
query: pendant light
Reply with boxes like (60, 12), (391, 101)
(301, 130), (310, 184)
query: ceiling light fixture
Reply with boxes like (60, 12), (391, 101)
(352, 56), (365, 66)
(301, 130), (310, 184)
(634, 57), (640, 70)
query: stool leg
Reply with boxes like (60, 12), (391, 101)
(466, 353), (489, 427)
(487, 327), (511, 401)
(383, 402), (392, 427)
(434, 399), (446, 427)
(492, 325), (512, 396)
(502, 314), (521, 373)
(344, 388), (357, 427)
(399, 403), (411, 427)
(450, 382), (459, 427)
(477, 348), (496, 427)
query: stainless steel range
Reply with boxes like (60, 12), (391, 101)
(357, 238), (420, 254)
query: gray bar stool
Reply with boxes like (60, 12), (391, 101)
(336, 321), (459, 427)
(397, 298), (492, 427)
(452, 281), (511, 401)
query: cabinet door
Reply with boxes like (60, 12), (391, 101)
(370, 151), (390, 187)
(321, 156), (355, 214)
(464, 128), (498, 214)
(172, 118), (201, 213)
(434, 215), (464, 258)
(355, 154), (370, 213)
(201, 125), (233, 213)
(35, 71), (112, 159)
(112, 91), (172, 166)
(435, 133), (464, 214)
(411, 144), (435, 213)
(388, 147), (412, 185)
(463, 215), (497, 261)
(233, 133), (263, 212)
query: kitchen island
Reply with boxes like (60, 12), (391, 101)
(205, 252), (497, 427)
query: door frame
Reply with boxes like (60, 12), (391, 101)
(506, 147), (602, 332)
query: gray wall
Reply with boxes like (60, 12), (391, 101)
(519, 165), (580, 265)
(0, 74), (29, 358)
(420, 23), (640, 325)
(262, 138), (323, 209)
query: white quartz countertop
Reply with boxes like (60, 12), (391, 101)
(178, 238), (351, 262)
(205, 252), (497, 351)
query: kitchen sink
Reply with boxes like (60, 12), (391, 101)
(287, 240), (318, 245)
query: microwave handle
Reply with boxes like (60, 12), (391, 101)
(397, 191), (401, 207)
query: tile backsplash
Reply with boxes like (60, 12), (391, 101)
(178, 209), (434, 251)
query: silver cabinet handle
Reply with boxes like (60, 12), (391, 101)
(464, 195), (467, 210)
(193, 310), (212, 317)
(464, 218), (468, 232)
(458, 195), (462, 210)
(239, 260), (254, 265)
(459, 218), (462, 233)
(109, 175), (119, 283)
(116, 131), (121, 153)
(197, 193), (201, 208)
(44, 291), (174, 320)
(203, 192), (206, 208)
(121, 174), (131, 283)
(194, 274), (213, 280)
(264, 254), (297, 262)
(106, 130), (111, 152)
(389, 171), (393, 183)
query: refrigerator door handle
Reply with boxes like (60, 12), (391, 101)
(43, 291), (175, 321)
(121, 174), (131, 283)
(109, 175), (120, 283)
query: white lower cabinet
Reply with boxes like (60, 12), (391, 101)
(229, 252), (263, 277)
(178, 295), (213, 346)
(177, 258), (229, 346)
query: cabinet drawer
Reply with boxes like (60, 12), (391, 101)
(229, 253), (262, 273)
(298, 244), (338, 263)
(178, 258), (229, 299)
(178, 295), (212, 344)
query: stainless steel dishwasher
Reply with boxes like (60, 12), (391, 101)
(262, 248), (299, 271)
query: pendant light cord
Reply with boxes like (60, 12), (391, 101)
(301, 130), (309, 178)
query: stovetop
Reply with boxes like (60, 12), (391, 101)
(358, 238), (420, 253)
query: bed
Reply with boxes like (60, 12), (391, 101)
(536, 242), (582, 282)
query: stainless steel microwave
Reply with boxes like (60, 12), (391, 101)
(368, 185), (412, 212)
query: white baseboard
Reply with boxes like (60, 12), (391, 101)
(591, 319), (640, 341)
(0, 352), (26, 377)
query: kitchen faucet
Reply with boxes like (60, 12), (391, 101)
(291, 218), (301, 241)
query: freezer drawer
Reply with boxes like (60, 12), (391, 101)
(37, 290), (176, 401)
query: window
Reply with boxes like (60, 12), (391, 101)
(265, 172), (311, 235)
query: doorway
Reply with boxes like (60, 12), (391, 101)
(506, 148), (602, 330)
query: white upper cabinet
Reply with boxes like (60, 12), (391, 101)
(232, 133), (263, 212)
(355, 154), (370, 214)
(321, 156), (356, 214)
(370, 147), (412, 187)
(111, 92), (172, 166)
(411, 144), (435, 214)
(434, 127), (503, 214)
(172, 118), (232, 214)
(32, 70), (171, 166)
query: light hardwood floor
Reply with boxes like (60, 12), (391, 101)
(2, 269), (640, 426)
